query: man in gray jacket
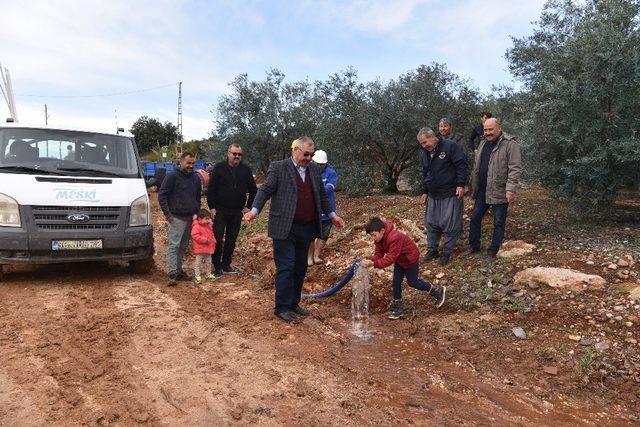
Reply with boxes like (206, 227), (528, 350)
(244, 136), (345, 323)
(466, 118), (523, 258)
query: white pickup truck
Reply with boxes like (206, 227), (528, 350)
(0, 124), (154, 279)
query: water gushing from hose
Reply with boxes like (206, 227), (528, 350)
(350, 264), (372, 340)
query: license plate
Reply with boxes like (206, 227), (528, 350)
(52, 240), (103, 251)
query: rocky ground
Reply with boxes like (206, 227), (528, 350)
(0, 185), (638, 425)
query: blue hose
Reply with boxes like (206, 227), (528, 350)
(302, 258), (361, 299)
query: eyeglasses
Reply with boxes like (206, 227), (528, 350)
(296, 147), (314, 157)
(229, 152), (243, 157)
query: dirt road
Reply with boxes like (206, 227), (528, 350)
(0, 190), (637, 425)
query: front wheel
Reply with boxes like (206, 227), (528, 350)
(129, 254), (155, 274)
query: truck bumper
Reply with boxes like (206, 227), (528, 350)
(0, 205), (153, 264)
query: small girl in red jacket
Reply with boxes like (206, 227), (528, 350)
(191, 208), (217, 284)
(361, 217), (446, 319)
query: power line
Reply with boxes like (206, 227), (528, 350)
(16, 82), (179, 99)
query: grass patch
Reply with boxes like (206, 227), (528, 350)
(578, 348), (598, 376)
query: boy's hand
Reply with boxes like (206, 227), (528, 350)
(360, 259), (373, 268)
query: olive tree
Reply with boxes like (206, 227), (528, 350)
(507, 0), (640, 214)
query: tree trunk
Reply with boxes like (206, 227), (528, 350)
(384, 168), (399, 193)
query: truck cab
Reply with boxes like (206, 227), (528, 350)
(0, 124), (154, 279)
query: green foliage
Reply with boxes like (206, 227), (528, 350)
(130, 116), (178, 155)
(214, 69), (316, 176)
(213, 65), (481, 194)
(507, 0), (640, 215)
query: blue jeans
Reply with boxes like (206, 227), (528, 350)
(469, 191), (509, 254)
(392, 263), (432, 300)
(272, 222), (315, 314)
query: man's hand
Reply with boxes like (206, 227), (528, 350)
(360, 259), (373, 268)
(241, 207), (250, 215)
(331, 215), (345, 229)
(506, 191), (516, 203)
(456, 186), (464, 199)
(166, 215), (174, 223)
(242, 210), (257, 226)
(211, 208), (217, 218)
(420, 193), (427, 205)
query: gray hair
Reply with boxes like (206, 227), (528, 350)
(439, 117), (453, 126)
(228, 143), (242, 151)
(417, 127), (436, 138)
(293, 136), (314, 149)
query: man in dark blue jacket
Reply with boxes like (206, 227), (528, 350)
(418, 127), (468, 266)
(158, 152), (201, 286)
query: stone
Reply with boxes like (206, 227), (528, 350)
(579, 338), (593, 346)
(617, 259), (630, 267)
(568, 335), (581, 342)
(607, 263), (618, 270)
(586, 260), (595, 265)
(498, 240), (536, 258)
(594, 342), (609, 352)
(625, 337), (637, 345)
(543, 366), (558, 375)
(512, 327), (527, 340)
(435, 272), (445, 279)
(513, 267), (606, 292)
(617, 271), (630, 280)
(628, 286), (640, 301)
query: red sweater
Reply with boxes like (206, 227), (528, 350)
(191, 219), (216, 255)
(370, 220), (420, 269)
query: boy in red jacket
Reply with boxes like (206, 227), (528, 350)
(191, 209), (217, 284)
(361, 217), (446, 319)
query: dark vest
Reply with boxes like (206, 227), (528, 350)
(293, 169), (315, 223)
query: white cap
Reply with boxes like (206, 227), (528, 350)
(312, 150), (328, 164)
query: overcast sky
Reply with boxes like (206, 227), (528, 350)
(0, 0), (546, 140)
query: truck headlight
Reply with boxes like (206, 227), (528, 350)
(0, 193), (20, 227)
(129, 195), (150, 226)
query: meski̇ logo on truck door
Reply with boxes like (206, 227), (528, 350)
(54, 188), (100, 203)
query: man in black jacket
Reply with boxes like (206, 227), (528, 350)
(207, 144), (257, 276)
(467, 112), (492, 152)
(158, 152), (202, 286)
(418, 127), (468, 266)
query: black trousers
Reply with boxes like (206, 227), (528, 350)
(211, 209), (243, 269)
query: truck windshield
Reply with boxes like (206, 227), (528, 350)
(0, 128), (140, 178)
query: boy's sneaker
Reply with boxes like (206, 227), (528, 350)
(437, 253), (451, 266)
(176, 270), (192, 281)
(422, 250), (439, 262)
(222, 265), (238, 274)
(194, 275), (203, 284)
(168, 273), (178, 287)
(205, 273), (218, 281)
(214, 268), (223, 278)
(388, 300), (406, 320)
(430, 285), (447, 308)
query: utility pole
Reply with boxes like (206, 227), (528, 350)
(44, 104), (49, 125)
(177, 81), (183, 154)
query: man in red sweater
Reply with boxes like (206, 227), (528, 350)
(361, 217), (446, 319)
